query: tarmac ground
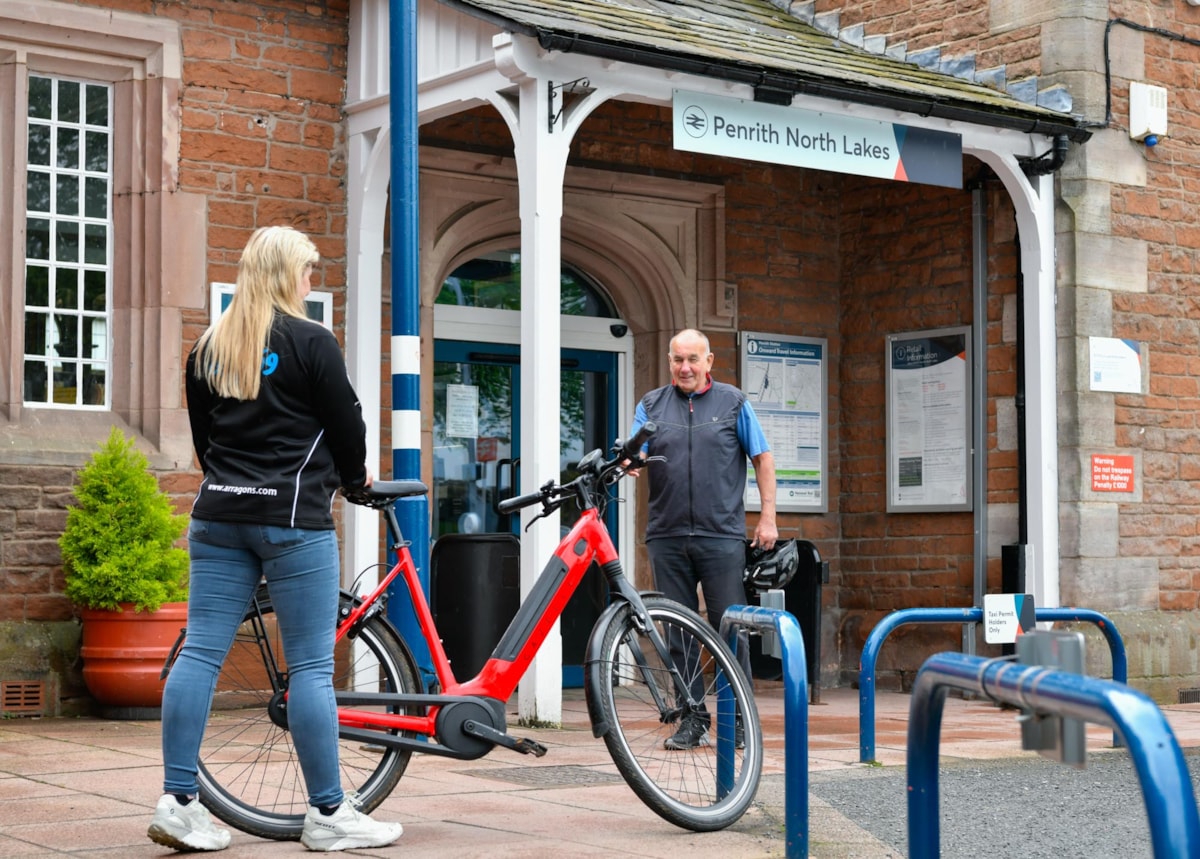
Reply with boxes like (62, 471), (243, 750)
(3, 682), (1200, 857)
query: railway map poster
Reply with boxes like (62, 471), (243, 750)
(740, 332), (828, 513)
(886, 327), (972, 512)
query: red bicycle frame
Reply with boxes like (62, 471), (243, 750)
(334, 505), (618, 736)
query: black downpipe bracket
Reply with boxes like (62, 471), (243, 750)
(1021, 133), (1071, 177)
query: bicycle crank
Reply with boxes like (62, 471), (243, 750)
(462, 719), (548, 757)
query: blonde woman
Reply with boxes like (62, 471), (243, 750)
(149, 226), (401, 852)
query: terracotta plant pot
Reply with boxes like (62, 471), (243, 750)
(79, 602), (188, 710)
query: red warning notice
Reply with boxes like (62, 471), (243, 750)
(1091, 454), (1135, 492)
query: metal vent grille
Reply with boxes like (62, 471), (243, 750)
(1178, 688), (1200, 704)
(1, 680), (46, 715)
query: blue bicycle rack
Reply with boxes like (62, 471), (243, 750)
(907, 651), (1200, 859)
(859, 606), (1128, 762)
(721, 604), (808, 859)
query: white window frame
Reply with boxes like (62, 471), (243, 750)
(0, 1), (185, 457)
(22, 73), (114, 409)
(211, 282), (334, 330)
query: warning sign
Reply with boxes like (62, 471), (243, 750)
(1091, 454), (1134, 493)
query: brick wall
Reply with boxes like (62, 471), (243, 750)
(812, 0), (1045, 82)
(0, 0), (352, 712)
(1107, 7), (1200, 613)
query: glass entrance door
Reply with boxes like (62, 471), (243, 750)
(432, 340), (617, 685)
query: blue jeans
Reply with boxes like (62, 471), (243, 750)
(161, 520), (343, 808)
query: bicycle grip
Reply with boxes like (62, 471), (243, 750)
(620, 421), (657, 461)
(497, 490), (543, 515)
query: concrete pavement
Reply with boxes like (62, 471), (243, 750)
(3, 682), (1200, 857)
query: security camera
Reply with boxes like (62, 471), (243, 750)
(610, 323), (628, 338)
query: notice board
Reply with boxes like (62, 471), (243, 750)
(740, 331), (828, 513)
(886, 326), (972, 512)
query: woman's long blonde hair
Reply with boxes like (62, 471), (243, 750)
(195, 226), (318, 400)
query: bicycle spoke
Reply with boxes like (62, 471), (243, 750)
(594, 597), (761, 831)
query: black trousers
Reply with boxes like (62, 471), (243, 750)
(647, 535), (752, 705)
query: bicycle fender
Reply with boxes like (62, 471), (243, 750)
(582, 590), (664, 738)
(583, 599), (631, 739)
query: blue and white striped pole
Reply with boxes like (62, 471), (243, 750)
(387, 0), (432, 679)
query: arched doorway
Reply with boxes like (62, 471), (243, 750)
(431, 251), (628, 685)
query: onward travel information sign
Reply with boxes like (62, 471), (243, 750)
(672, 91), (962, 189)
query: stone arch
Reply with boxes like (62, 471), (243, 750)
(419, 147), (729, 377)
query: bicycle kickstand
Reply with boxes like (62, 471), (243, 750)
(463, 719), (549, 757)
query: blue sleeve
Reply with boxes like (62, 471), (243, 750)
(630, 401), (649, 453)
(737, 400), (770, 458)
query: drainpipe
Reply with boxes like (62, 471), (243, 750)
(388, 0), (433, 679)
(998, 133), (1072, 634)
(1021, 134), (1070, 177)
(967, 184), (987, 657)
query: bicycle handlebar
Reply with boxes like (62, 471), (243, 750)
(496, 421), (657, 516)
(496, 484), (550, 515)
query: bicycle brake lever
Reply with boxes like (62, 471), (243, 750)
(523, 499), (563, 532)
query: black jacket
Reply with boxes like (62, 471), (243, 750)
(186, 314), (368, 529)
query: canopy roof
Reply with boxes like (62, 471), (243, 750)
(442, 0), (1091, 142)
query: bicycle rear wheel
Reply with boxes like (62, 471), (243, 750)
(592, 596), (762, 832)
(197, 588), (420, 840)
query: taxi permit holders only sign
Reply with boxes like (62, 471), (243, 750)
(673, 91), (962, 189)
(984, 593), (1036, 645)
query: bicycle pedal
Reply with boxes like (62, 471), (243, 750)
(513, 737), (548, 757)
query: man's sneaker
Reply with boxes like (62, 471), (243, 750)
(300, 797), (403, 852)
(735, 715), (745, 750)
(147, 794), (231, 852)
(664, 712), (710, 750)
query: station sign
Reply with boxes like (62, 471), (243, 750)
(673, 90), (962, 188)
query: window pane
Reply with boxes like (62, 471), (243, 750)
(27, 171), (51, 213)
(82, 365), (106, 406)
(26, 218), (50, 260)
(57, 80), (80, 123)
(24, 362), (47, 402)
(53, 362), (78, 404)
(85, 131), (109, 172)
(438, 253), (615, 317)
(25, 312), (49, 355)
(84, 270), (107, 311)
(84, 318), (107, 361)
(84, 224), (107, 264)
(56, 174), (80, 216)
(28, 76), (52, 120)
(54, 314), (78, 358)
(27, 125), (50, 166)
(86, 85), (108, 126)
(25, 75), (113, 409)
(56, 128), (79, 169)
(56, 269), (79, 309)
(85, 177), (108, 219)
(26, 266), (50, 306)
(56, 222), (79, 262)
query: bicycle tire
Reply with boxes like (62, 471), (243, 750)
(593, 596), (762, 832)
(196, 588), (420, 840)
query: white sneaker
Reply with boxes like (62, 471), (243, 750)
(301, 797), (403, 852)
(147, 794), (232, 852)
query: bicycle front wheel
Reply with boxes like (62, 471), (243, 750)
(593, 596), (762, 832)
(197, 590), (421, 840)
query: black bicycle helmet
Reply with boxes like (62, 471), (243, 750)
(744, 539), (800, 591)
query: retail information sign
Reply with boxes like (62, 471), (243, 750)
(1089, 337), (1142, 393)
(886, 327), (972, 512)
(740, 332), (828, 513)
(673, 90), (962, 189)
